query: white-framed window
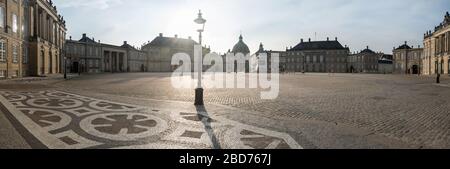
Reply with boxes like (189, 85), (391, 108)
(0, 70), (5, 77)
(0, 40), (6, 61)
(12, 14), (18, 33)
(0, 7), (4, 28)
(12, 45), (18, 63)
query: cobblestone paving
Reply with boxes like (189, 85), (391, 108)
(47, 73), (450, 148)
(0, 90), (301, 149)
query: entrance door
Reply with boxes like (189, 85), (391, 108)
(49, 52), (53, 74)
(40, 51), (45, 75)
(112, 53), (117, 73)
(412, 65), (419, 74)
(72, 62), (79, 73)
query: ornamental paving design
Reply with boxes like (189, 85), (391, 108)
(0, 90), (302, 149)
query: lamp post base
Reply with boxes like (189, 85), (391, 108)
(194, 88), (204, 106)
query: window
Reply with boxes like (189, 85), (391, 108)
(12, 14), (18, 33)
(0, 70), (5, 78)
(23, 46), (28, 64)
(0, 40), (6, 61)
(12, 45), (18, 63)
(12, 70), (18, 77)
(0, 7), (4, 28)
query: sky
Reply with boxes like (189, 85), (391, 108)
(54, 0), (450, 54)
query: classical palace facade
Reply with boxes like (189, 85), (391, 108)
(285, 37), (349, 73)
(393, 42), (423, 74)
(348, 46), (382, 73)
(65, 34), (147, 74)
(0, 0), (66, 79)
(423, 12), (450, 75)
(141, 33), (210, 72)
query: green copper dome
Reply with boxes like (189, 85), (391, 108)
(232, 34), (250, 55)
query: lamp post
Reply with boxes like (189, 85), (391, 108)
(64, 56), (67, 79)
(194, 10), (206, 106)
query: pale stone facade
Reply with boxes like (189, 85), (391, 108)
(348, 46), (381, 73)
(65, 34), (102, 73)
(422, 12), (450, 75)
(142, 33), (210, 72)
(123, 41), (147, 72)
(378, 54), (394, 74)
(0, 0), (66, 79)
(255, 43), (284, 73)
(65, 34), (147, 74)
(285, 37), (349, 73)
(393, 42), (423, 74)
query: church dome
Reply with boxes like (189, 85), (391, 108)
(232, 34), (250, 55)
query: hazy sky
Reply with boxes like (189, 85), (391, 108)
(54, 0), (450, 54)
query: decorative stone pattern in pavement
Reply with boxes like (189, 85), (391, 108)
(0, 90), (302, 149)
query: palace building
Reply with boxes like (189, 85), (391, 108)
(392, 41), (423, 74)
(141, 33), (209, 72)
(348, 46), (387, 73)
(285, 37), (349, 73)
(423, 12), (450, 75)
(0, 0), (66, 79)
(65, 33), (147, 74)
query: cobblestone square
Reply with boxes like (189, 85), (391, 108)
(1, 73), (449, 149)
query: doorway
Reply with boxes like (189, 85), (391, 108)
(412, 65), (419, 74)
(72, 62), (79, 73)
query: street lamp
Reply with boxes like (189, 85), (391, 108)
(194, 10), (206, 106)
(64, 56), (67, 79)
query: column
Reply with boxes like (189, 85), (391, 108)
(445, 32), (450, 54)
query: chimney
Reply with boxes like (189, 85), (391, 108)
(335, 37), (338, 41)
(124, 41), (128, 45)
(175, 34), (178, 38)
(366, 46), (369, 49)
(69, 36), (72, 40)
(98, 40), (101, 43)
(308, 38), (311, 42)
(82, 33), (87, 38)
(327, 37), (329, 41)
(404, 41), (407, 45)
(301, 39), (303, 43)
(93, 37), (95, 42)
(159, 33), (163, 37)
